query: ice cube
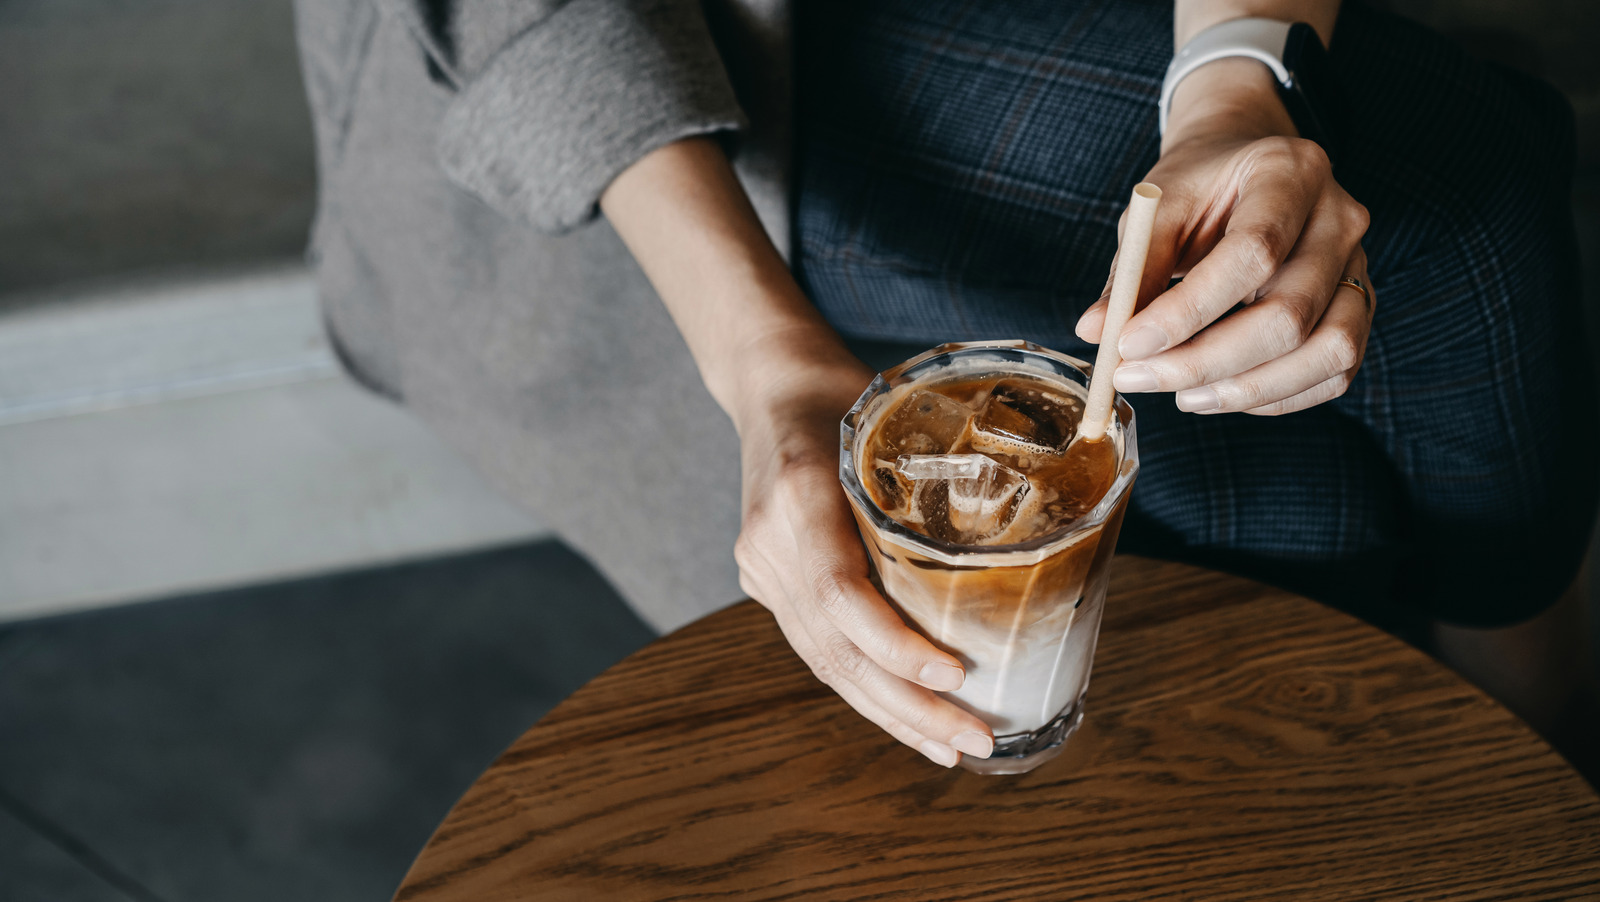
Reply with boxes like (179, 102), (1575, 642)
(879, 390), (974, 455)
(946, 457), (1029, 538)
(968, 379), (1082, 457)
(896, 454), (987, 481)
(898, 454), (1029, 542)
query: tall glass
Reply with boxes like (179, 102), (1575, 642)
(839, 340), (1138, 774)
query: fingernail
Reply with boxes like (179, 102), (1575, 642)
(1175, 387), (1221, 412)
(1118, 326), (1168, 360)
(1112, 365), (1158, 393)
(920, 739), (959, 768)
(1075, 306), (1102, 341)
(950, 731), (994, 759)
(918, 662), (965, 691)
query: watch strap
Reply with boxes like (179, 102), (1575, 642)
(1159, 18), (1293, 135)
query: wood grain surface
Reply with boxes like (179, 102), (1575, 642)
(394, 557), (1600, 901)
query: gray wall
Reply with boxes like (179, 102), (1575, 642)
(0, 2), (547, 619)
(0, 0), (316, 300)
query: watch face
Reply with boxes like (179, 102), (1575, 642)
(1281, 22), (1349, 164)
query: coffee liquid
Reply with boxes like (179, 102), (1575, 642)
(860, 375), (1119, 546)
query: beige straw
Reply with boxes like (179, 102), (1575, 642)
(1080, 182), (1162, 442)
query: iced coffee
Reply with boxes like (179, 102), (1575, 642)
(840, 340), (1137, 774)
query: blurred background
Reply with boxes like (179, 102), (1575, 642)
(1, 0), (1597, 899)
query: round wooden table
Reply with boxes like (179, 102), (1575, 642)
(394, 557), (1600, 901)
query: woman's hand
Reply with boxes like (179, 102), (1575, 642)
(1075, 58), (1373, 416)
(727, 333), (997, 768)
(602, 137), (994, 767)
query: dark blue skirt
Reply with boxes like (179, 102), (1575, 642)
(794, 0), (1598, 629)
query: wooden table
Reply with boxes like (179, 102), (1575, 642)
(394, 557), (1600, 901)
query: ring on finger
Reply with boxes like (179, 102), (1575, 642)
(1336, 275), (1373, 316)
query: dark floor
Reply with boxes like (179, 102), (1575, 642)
(0, 541), (655, 902)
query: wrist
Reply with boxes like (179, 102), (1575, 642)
(1161, 57), (1298, 152)
(714, 320), (874, 438)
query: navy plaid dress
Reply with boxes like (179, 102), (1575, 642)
(793, 0), (1598, 630)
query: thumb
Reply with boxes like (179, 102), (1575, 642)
(1074, 256), (1117, 343)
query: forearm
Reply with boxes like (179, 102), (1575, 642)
(604, 140), (980, 767)
(599, 138), (859, 427)
(1166, 0), (1341, 148)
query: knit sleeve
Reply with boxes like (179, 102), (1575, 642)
(380, 0), (748, 232)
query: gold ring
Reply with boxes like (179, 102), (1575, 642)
(1337, 276), (1373, 315)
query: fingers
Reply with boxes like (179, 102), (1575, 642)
(811, 568), (968, 690)
(810, 622), (994, 758)
(1112, 140), (1331, 360)
(1073, 273), (1111, 344)
(1241, 372), (1351, 416)
(738, 461), (995, 767)
(1117, 190), (1309, 357)
(766, 608), (949, 762)
(1173, 269), (1370, 414)
(1077, 190), (1188, 344)
(769, 599), (994, 767)
(1111, 194), (1362, 395)
(833, 672), (965, 767)
(781, 467), (967, 692)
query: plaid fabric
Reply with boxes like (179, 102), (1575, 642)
(794, 0), (1598, 628)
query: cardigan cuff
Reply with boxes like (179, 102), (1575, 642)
(436, 0), (748, 233)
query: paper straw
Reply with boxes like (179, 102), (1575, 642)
(1080, 182), (1162, 441)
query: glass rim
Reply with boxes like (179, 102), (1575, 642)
(839, 340), (1139, 568)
